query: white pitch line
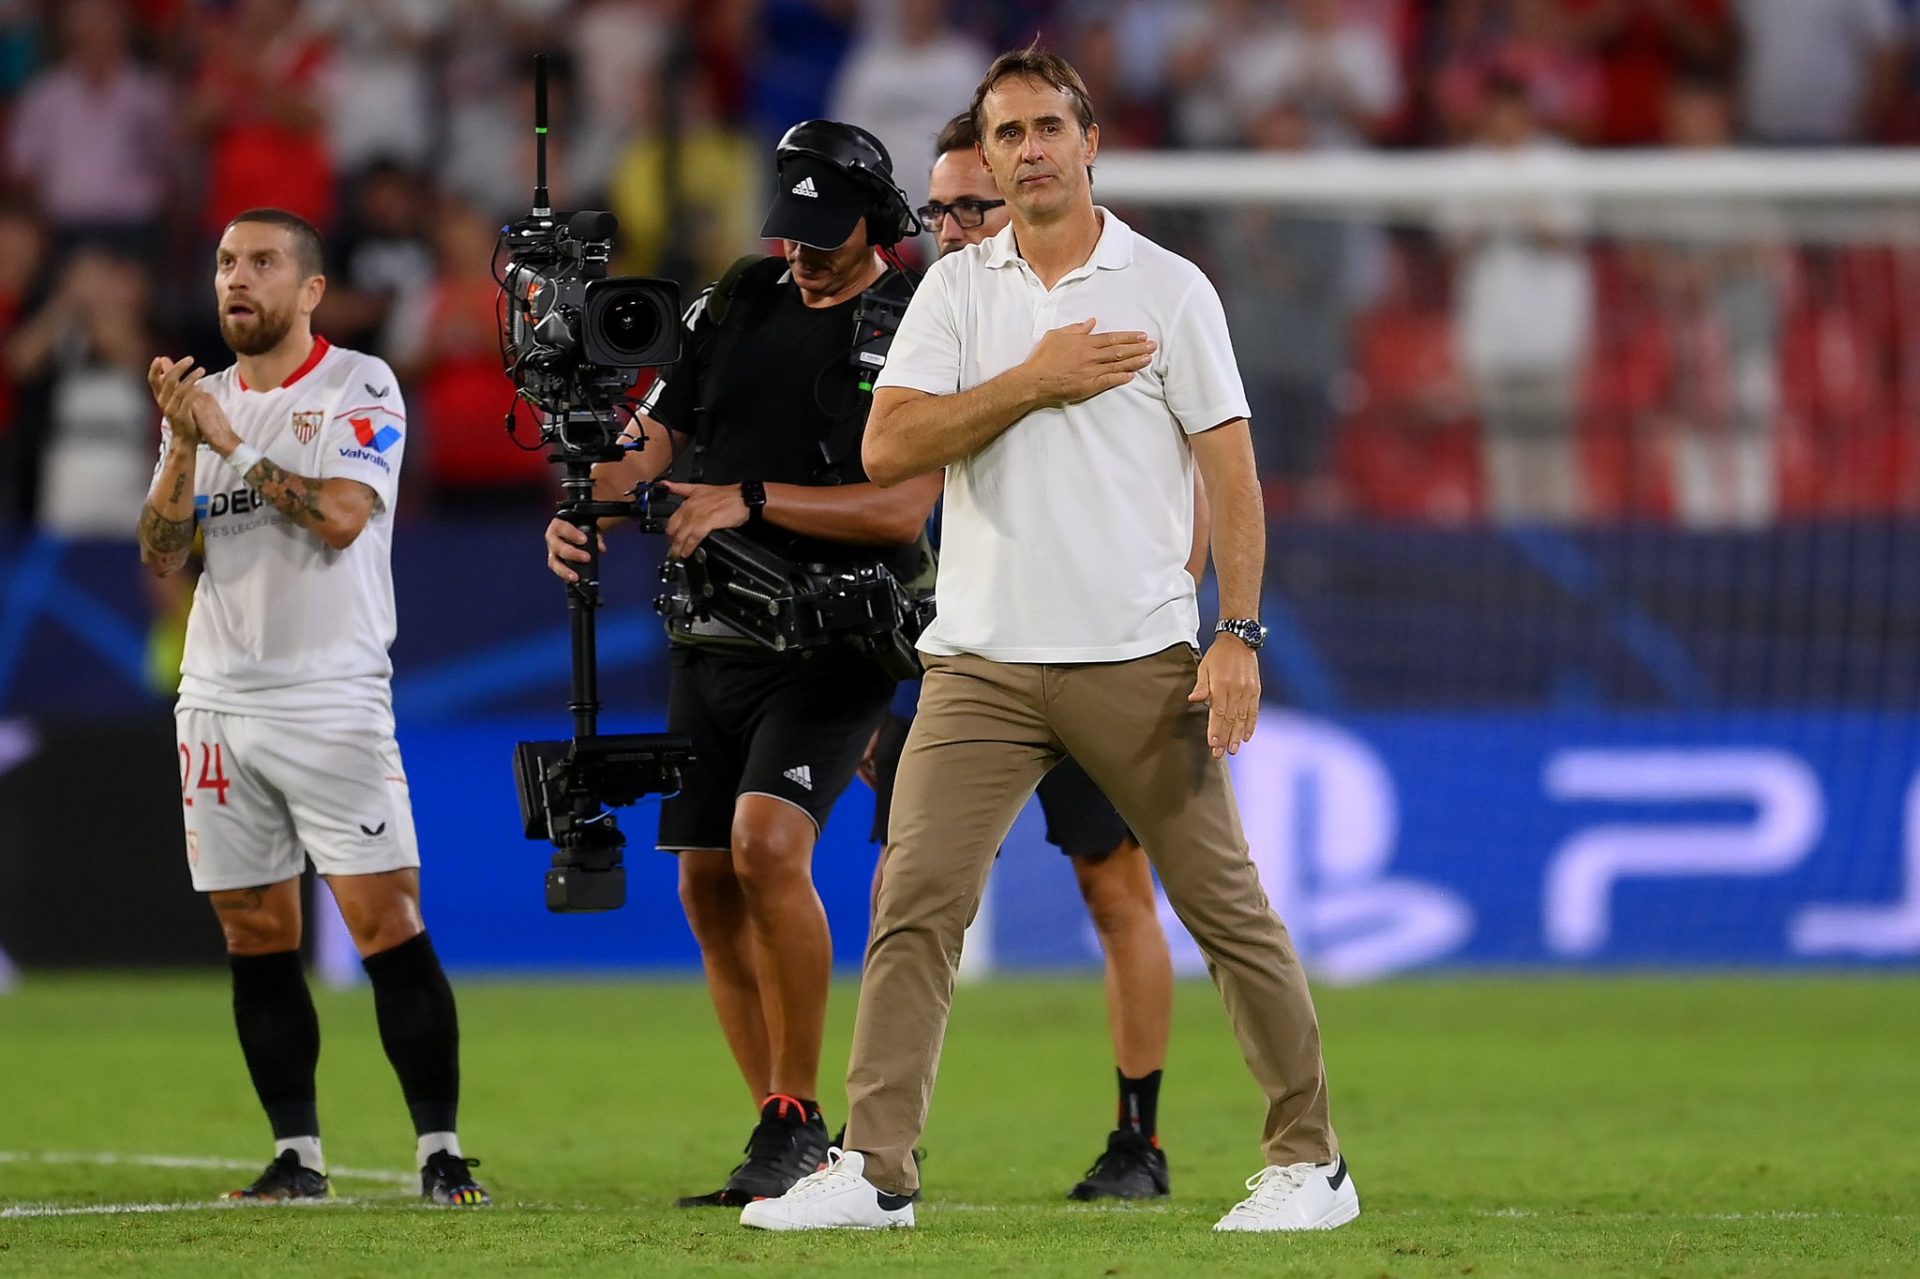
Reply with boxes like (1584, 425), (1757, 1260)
(5, 1201), (236, 1220)
(1465, 1207), (1914, 1223)
(0, 1197), (396, 1220)
(0, 1151), (414, 1186)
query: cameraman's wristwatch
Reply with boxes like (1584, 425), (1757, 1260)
(740, 480), (767, 525)
(1215, 618), (1268, 651)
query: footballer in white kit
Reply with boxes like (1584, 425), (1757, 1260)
(171, 332), (416, 891)
(139, 208), (490, 1209)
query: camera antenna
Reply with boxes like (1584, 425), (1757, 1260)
(533, 52), (551, 217)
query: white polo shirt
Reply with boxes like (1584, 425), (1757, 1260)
(876, 208), (1249, 663)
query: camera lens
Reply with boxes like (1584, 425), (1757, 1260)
(602, 295), (657, 355)
(581, 276), (681, 368)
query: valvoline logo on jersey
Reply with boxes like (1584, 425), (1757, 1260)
(351, 415), (401, 452)
(338, 413), (401, 472)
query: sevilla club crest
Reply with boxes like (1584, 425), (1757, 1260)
(292, 410), (323, 444)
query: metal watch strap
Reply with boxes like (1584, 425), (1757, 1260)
(1216, 617), (1266, 650)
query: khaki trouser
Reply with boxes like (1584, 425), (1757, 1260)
(843, 644), (1338, 1194)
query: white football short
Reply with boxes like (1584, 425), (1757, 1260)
(174, 707), (421, 892)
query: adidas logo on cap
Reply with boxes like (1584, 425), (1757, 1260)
(790, 176), (819, 198)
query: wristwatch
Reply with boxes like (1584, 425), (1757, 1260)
(740, 479), (767, 525)
(1215, 618), (1268, 651)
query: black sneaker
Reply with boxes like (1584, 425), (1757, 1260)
(1068, 1129), (1170, 1201)
(226, 1149), (330, 1202)
(675, 1097), (829, 1208)
(421, 1151), (492, 1207)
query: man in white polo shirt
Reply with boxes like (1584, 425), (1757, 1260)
(742, 44), (1356, 1235)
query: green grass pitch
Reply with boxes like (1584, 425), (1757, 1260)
(1, 974), (1915, 1277)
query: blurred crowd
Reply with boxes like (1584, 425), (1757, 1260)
(6, 0), (1920, 532)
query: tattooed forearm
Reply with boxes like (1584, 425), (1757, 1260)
(137, 499), (194, 556)
(245, 457), (329, 532)
(139, 438), (198, 574)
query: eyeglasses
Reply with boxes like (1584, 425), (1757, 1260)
(915, 197), (1007, 230)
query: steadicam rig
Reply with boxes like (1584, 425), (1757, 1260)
(503, 53), (689, 914)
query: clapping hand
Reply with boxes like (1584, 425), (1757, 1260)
(148, 356), (207, 444)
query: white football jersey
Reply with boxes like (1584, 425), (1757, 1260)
(159, 337), (408, 724)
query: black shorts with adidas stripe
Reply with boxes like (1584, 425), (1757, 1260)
(657, 644), (895, 851)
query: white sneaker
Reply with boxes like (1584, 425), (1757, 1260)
(738, 1149), (916, 1231)
(1213, 1156), (1359, 1232)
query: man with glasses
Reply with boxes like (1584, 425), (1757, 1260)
(915, 115), (1007, 255)
(865, 112), (1194, 1202)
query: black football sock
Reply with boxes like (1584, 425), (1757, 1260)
(228, 949), (321, 1142)
(1117, 1068), (1162, 1141)
(362, 931), (461, 1137)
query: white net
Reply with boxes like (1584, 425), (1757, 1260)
(1095, 146), (1920, 527)
(1035, 148), (1920, 974)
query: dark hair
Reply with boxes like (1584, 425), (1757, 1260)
(968, 39), (1097, 145)
(1482, 65), (1533, 104)
(225, 208), (326, 279)
(1670, 65), (1732, 98)
(934, 111), (978, 157)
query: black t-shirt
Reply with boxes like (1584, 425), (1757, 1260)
(322, 229), (433, 352)
(647, 258), (917, 573)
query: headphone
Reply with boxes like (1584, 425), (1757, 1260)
(775, 120), (922, 248)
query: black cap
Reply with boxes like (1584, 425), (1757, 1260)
(760, 154), (871, 250)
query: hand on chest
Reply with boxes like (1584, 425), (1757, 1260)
(969, 285), (1165, 408)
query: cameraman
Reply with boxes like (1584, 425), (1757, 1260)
(545, 121), (940, 1208)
